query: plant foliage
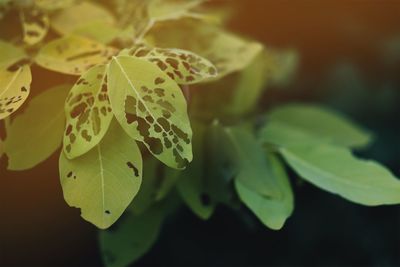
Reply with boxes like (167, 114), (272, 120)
(1, 0), (400, 266)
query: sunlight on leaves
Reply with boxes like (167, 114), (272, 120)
(235, 153), (294, 230)
(120, 43), (217, 84)
(281, 144), (400, 206)
(59, 120), (143, 229)
(108, 55), (192, 169)
(63, 64), (113, 159)
(4, 84), (70, 170)
(260, 104), (372, 149)
(0, 64), (31, 120)
(35, 35), (117, 75)
(34, 0), (74, 11)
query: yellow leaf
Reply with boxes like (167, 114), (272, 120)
(35, 35), (117, 75)
(0, 65), (31, 120)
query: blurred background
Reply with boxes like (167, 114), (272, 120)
(1, 0), (400, 266)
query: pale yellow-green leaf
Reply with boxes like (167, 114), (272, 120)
(108, 55), (192, 169)
(63, 65), (112, 159)
(51, 1), (116, 40)
(0, 40), (26, 69)
(20, 9), (49, 45)
(235, 153), (294, 230)
(120, 43), (217, 84)
(4, 84), (70, 170)
(148, 0), (203, 21)
(0, 65), (31, 120)
(281, 144), (400, 206)
(59, 120), (143, 229)
(35, 35), (117, 75)
(260, 104), (372, 149)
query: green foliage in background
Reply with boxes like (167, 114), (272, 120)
(1, 0), (400, 266)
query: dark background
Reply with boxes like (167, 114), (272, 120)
(1, 1), (400, 266)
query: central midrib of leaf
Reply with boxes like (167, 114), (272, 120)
(97, 144), (106, 226)
(282, 148), (400, 193)
(113, 57), (163, 131)
(0, 67), (22, 98)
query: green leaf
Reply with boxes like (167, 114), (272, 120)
(99, 195), (179, 267)
(281, 144), (400, 206)
(20, 9), (49, 45)
(148, 20), (263, 78)
(0, 40), (26, 69)
(35, 35), (117, 75)
(4, 84), (70, 170)
(235, 153), (294, 230)
(0, 64), (32, 120)
(108, 55), (192, 169)
(51, 2), (118, 43)
(59, 120), (143, 229)
(155, 165), (180, 201)
(223, 126), (281, 198)
(260, 104), (372, 149)
(120, 43), (217, 84)
(63, 65), (113, 159)
(224, 50), (270, 115)
(128, 157), (160, 215)
(148, 0), (203, 22)
(177, 122), (215, 219)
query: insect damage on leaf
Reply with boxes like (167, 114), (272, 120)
(20, 8), (50, 45)
(0, 64), (32, 120)
(120, 43), (217, 84)
(35, 35), (117, 75)
(108, 55), (192, 169)
(59, 120), (143, 229)
(63, 64), (113, 159)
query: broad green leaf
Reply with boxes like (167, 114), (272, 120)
(35, 35), (117, 75)
(148, 19), (263, 78)
(0, 40), (26, 69)
(100, 208), (164, 267)
(0, 65), (32, 120)
(260, 104), (372, 149)
(20, 9), (49, 45)
(224, 50), (269, 115)
(148, 0), (203, 21)
(155, 166), (180, 201)
(4, 84), (70, 170)
(51, 1), (117, 43)
(223, 126), (281, 198)
(59, 120), (143, 229)
(99, 195), (180, 267)
(63, 65), (113, 159)
(281, 144), (400, 206)
(129, 157), (160, 215)
(235, 153), (294, 230)
(108, 55), (192, 169)
(177, 122), (215, 219)
(120, 43), (217, 84)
